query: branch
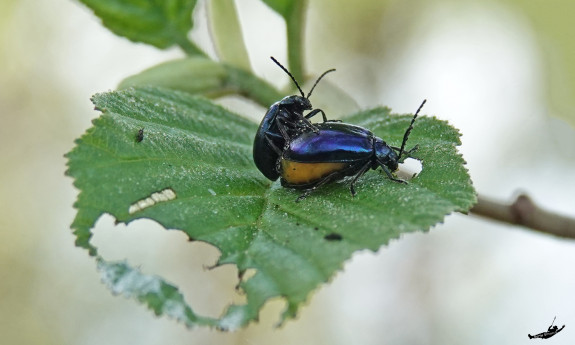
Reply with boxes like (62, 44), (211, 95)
(470, 194), (575, 239)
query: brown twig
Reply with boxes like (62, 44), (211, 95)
(470, 194), (575, 239)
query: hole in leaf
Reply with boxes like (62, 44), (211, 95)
(240, 268), (257, 283)
(92, 216), (244, 317)
(397, 158), (423, 180)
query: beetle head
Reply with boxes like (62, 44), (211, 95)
(279, 95), (312, 112)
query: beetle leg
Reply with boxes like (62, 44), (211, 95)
(299, 115), (319, 133)
(348, 161), (372, 196)
(400, 145), (420, 162)
(279, 112), (318, 135)
(293, 162), (365, 202)
(406, 144), (419, 155)
(304, 108), (342, 123)
(264, 134), (283, 155)
(391, 144), (420, 162)
(294, 171), (345, 202)
(398, 144), (419, 156)
(295, 191), (311, 202)
(377, 159), (407, 184)
(296, 176), (334, 202)
(275, 116), (294, 142)
(304, 108), (328, 122)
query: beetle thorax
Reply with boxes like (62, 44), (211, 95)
(374, 138), (398, 171)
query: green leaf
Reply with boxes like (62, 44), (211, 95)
(78, 0), (204, 55)
(66, 87), (475, 330)
(118, 57), (283, 107)
(97, 259), (217, 328)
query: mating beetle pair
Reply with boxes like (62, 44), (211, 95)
(252, 57), (335, 180)
(253, 57), (425, 201)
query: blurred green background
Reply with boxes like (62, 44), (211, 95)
(1, 0), (574, 344)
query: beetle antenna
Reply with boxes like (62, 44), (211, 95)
(307, 68), (336, 99)
(398, 99), (426, 160)
(270, 56), (305, 98)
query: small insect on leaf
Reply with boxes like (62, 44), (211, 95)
(136, 128), (144, 142)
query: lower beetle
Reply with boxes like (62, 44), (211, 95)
(253, 57), (335, 180)
(279, 100), (426, 201)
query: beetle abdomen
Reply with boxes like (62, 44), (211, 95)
(281, 160), (348, 184)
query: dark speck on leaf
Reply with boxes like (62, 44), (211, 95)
(324, 233), (342, 241)
(136, 128), (144, 142)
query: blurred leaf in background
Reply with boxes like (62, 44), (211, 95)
(308, 0), (575, 127)
(78, 0), (203, 54)
(504, 0), (575, 126)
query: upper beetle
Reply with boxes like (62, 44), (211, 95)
(279, 100), (426, 201)
(253, 57), (335, 180)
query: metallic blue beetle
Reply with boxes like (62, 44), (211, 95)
(279, 101), (426, 201)
(252, 57), (335, 180)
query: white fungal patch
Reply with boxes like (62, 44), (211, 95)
(128, 188), (176, 214)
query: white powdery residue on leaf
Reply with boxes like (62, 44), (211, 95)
(218, 307), (248, 331)
(208, 188), (216, 196)
(128, 188), (177, 214)
(162, 299), (189, 323)
(124, 273), (163, 297)
(99, 262), (162, 297)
